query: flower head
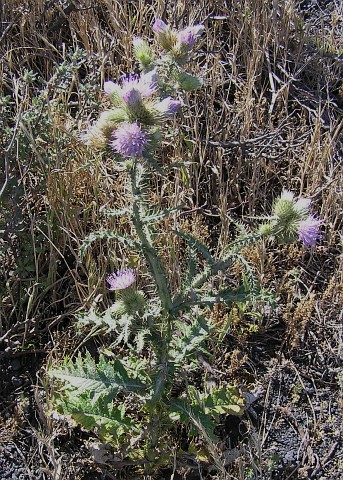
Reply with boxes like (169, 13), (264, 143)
(110, 122), (148, 157)
(270, 190), (322, 246)
(121, 87), (142, 107)
(121, 71), (158, 107)
(152, 18), (177, 51)
(298, 215), (321, 247)
(104, 72), (158, 107)
(294, 197), (311, 214)
(152, 19), (169, 34)
(104, 81), (120, 95)
(107, 268), (136, 291)
(155, 97), (181, 118)
(279, 190), (294, 201)
(177, 25), (205, 49)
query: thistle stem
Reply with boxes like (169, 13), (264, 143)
(129, 161), (173, 312)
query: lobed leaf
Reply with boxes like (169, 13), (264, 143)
(169, 399), (218, 442)
(204, 387), (246, 416)
(80, 229), (136, 258)
(56, 393), (139, 441)
(173, 230), (215, 265)
(49, 352), (148, 403)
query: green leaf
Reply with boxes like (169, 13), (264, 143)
(193, 284), (255, 307)
(169, 399), (218, 442)
(173, 230), (215, 265)
(142, 206), (182, 223)
(204, 387), (246, 416)
(187, 243), (197, 286)
(176, 72), (203, 91)
(136, 328), (150, 353)
(80, 229), (136, 258)
(102, 207), (131, 217)
(50, 352), (147, 403)
(170, 315), (211, 365)
(57, 393), (138, 441)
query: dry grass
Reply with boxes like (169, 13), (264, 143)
(0, 0), (342, 478)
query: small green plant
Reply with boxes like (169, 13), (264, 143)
(48, 18), (322, 474)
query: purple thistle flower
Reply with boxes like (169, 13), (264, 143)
(107, 268), (136, 290)
(121, 71), (157, 101)
(152, 19), (169, 34)
(178, 25), (205, 48)
(121, 88), (142, 106)
(137, 69), (158, 98)
(156, 97), (181, 117)
(111, 122), (148, 157)
(298, 215), (322, 247)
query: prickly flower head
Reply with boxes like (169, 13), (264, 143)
(152, 19), (169, 34)
(122, 70), (158, 101)
(104, 71), (158, 108)
(107, 268), (136, 290)
(83, 109), (128, 148)
(110, 122), (149, 158)
(155, 96), (181, 119)
(177, 25), (205, 49)
(152, 18), (178, 51)
(298, 215), (321, 247)
(271, 190), (321, 246)
(107, 269), (146, 315)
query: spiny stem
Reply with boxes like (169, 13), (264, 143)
(129, 161), (173, 312)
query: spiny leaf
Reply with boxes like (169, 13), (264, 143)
(225, 231), (262, 253)
(76, 307), (107, 328)
(170, 316), (211, 365)
(192, 284), (257, 306)
(57, 394), (139, 441)
(204, 387), (246, 416)
(136, 328), (150, 353)
(80, 229), (136, 258)
(232, 252), (257, 290)
(49, 352), (147, 403)
(143, 151), (167, 176)
(142, 206), (182, 223)
(187, 243), (197, 286)
(169, 399), (218, 442)
(173, 230), (215, 265)
(102, 207), (131, 217)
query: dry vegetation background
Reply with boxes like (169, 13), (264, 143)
(0, 0), (342, 479)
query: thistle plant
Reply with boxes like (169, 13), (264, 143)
(49, 19), (322, 473)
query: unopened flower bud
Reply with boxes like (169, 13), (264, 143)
(259, 223), (273, 237)
(133, 37), (155, 72)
